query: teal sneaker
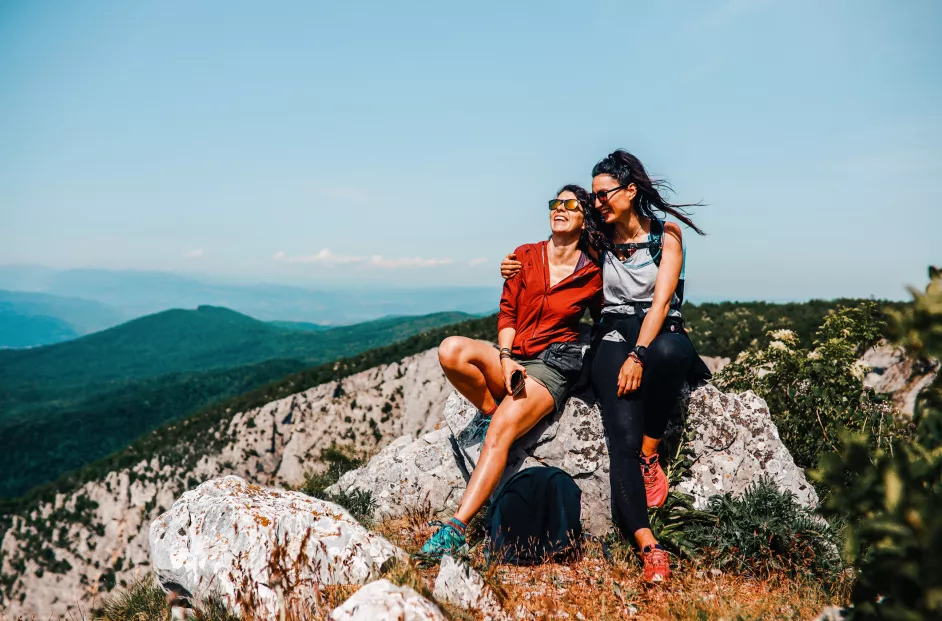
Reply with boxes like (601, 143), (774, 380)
(458, 411), (492, 448)
(418, 519), (467, 561)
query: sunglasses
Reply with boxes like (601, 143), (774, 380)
(548, 199), (583, 211)
(593, 184), (627, 205)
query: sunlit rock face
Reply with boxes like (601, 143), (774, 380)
(149, 476), (403, 620)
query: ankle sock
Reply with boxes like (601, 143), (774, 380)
(642, 543), (666, 554)
(447, 517), (467, 534)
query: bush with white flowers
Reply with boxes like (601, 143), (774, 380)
(716, 302), (902, 470)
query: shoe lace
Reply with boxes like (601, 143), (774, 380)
(641, 457), (661, 486)
(426, 521), (461, 546)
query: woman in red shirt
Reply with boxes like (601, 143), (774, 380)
(419, 184), (603, 560)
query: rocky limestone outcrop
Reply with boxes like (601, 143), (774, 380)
(862, 342), (939, 416)
(333, 384), (817, 535)
(149, 476), (402, 619)
(433, 555), (507, 621)
(676, 384), (817, 508)
(0, 348), (450, 619)
(328, 579), (446, 621)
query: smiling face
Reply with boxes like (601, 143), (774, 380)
(549, 190), (585, 235)
(592, 174), (637, 224)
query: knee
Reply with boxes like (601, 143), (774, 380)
(438, 336), (467, 370)
(481, 417), (515, 453)
(645, 336), (687, 371)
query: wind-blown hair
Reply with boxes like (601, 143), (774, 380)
(585, 150), (705, 254)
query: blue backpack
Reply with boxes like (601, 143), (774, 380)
(485, 466), (583, 565)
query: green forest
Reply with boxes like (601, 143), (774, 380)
(0, 297), (903, 503)
(0, 307), (473, 498)
(683, 298), (906, 358)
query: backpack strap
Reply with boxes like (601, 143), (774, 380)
(610, 219), (665, 267)
(649, 218), (665, 268)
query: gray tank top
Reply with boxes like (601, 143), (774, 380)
(601, 220), (686, 318)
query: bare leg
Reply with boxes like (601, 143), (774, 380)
(438, 336), (507, 412)
(641, 435), (660, 458)
(453, 377), (556, 524)
(634, 528), (657, 549)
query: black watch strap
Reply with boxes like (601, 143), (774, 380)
(632, 345), (648, 364)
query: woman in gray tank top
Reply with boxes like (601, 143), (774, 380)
(583, 150), (711, 584)
(500, 150), (711, 583)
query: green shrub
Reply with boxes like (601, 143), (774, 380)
(813, 267), (942, 620)
(716, 302), (900, 469)
(298, 445), (376, 526)
(686, 478), (842, 581)
(95, 576), (168, 620)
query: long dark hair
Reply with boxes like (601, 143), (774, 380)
(555, 184), (596, 258)
(585, 150), (705, 254)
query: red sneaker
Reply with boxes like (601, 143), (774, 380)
(642, 544), (671, 583)
(641, 453), (668, 508)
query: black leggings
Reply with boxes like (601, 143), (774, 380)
(590, 330), (696, 536)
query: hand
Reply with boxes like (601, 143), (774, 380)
(501, 357), (527, 395)
(500, 253), (522, 280)
(617, 356), (643, 397)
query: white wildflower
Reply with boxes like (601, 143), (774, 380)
(769, 340), (788, 351)
(851, 360), (871, 380)
(770, 329), (798, 343)
(807, 350), (822, 360)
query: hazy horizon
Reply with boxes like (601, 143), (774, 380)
(2, 1), (939, 302)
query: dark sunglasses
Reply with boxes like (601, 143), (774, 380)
(548, 198), (583, 211)
(593, 184), (627, 204)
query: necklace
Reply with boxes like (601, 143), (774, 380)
(616, 222), (645, 244)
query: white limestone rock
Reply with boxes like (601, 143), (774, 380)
(433, 555), (508, 621)
(149, 476), (403, 620)
(678, 384), (818, 509)
(329, 427), (469, 519)
(337, 383), (818, 535)
(328, 579), (446, 621)
(445, 392), (611, 536)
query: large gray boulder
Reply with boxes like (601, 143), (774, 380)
(679, 384), (818, 509)
(328, 579), (446, 621)
(331, 428), (469, 520)
(149, 476), (403, 620)
(331, 384), (816, 535)
(445, 392), (611, 535)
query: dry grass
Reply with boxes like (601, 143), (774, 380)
(375, 507), (850, 621)
(4, 504), (849, 621)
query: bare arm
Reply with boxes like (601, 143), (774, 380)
(617, 223), (683, 396)
(636, 223), (683, 348)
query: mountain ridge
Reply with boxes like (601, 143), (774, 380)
(0, 314), (498, 616)
(0, 309), (484, 499)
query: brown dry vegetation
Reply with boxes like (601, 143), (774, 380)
(1, 505), (847, 621)
(375, 504), (848, 621)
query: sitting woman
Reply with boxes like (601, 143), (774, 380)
(420, 185), (603, 560)
(501, 151), (711, 583)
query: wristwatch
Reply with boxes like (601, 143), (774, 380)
(631, 345), (648, 365)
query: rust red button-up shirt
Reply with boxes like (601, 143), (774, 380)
(498, 241), (603, 358)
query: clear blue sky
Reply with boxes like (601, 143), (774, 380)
(1, 0), (939, 300)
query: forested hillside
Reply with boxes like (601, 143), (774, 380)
(684, 298), (905, 358)
(0, 308), (473, 498)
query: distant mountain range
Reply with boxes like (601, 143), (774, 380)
(0, 266), (500, 339)
(0, 290), (129, 348)
(0, 306), (476, 498)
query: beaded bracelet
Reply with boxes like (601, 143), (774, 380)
(628, 351), (644, 367)
(499, 347), (513, 360)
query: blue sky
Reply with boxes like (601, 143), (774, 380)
(1, 0), (939, 301)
